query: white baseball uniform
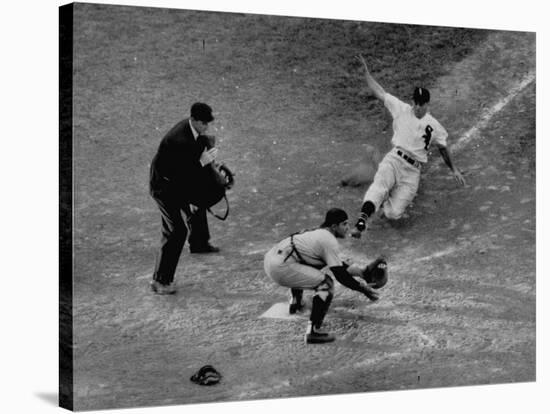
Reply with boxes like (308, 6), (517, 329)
(363, 92), (448, 219)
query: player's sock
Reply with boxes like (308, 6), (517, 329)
(361, 200), (375, 216)
(290, 288), (303, 305)
(289, 288), (304, 314)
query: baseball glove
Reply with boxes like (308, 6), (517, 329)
(362, 256), (388, 289)
(217, 163), (235, 190)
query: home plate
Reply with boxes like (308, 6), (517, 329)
(260, 303), (308, 320)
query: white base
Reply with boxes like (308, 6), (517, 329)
(260, 302), (308, 320)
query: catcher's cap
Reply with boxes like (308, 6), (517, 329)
(413, 87), (430, 105)
(191, 102), (214, 123)
(321, 208), (348, 227)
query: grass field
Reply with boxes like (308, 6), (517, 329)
(65, 4), (535, 411)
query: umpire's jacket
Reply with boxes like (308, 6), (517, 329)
(149, 118), (208, 205)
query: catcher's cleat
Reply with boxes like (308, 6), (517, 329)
(150, 280), (177, 295)
(311, 325), (331, 336)
(305, 330), (336, 344)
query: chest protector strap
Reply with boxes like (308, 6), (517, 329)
(283, 228), (317, 265)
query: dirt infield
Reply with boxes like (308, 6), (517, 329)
(68, 4), (535, 411)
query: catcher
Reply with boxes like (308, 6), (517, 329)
(263, 208), (388, 344)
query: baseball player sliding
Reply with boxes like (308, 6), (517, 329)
(351, 55), (466, 238)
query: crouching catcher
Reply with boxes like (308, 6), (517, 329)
(263, 208), (388, 344)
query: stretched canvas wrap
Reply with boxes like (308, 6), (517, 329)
(59, 2), (536, 411)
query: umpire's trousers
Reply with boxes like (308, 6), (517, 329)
(151, 191), (210, 285)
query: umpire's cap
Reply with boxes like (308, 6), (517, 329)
(191, 102), (214, 123)
(321, 208), (349, 227)
(413, 87), (430, 105)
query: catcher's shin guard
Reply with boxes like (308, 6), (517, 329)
(309, 294), (333, 330)
(305, 292), (336, 344)
(310, 275), (334, 329)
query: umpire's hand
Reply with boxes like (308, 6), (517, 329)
(199, 147), (218, 166)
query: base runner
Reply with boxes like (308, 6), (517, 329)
(351, 55), (466, 238)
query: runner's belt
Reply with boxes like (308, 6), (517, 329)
(397, 149), (422, 169)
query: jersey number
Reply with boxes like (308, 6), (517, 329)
(422, 125), (433, 150)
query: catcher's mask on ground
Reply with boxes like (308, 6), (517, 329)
(190, 365), (222, 386)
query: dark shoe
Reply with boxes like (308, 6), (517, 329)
(305, 330), (336, 344)
(150, 280), (177, 295)
(310, 326), (331, 336)
(189, 243), (220, 254)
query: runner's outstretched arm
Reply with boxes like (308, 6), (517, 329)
(437, 144), (466, 186)
(356, 54), (386, 101)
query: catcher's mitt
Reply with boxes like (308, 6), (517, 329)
(362, 256), (388, 289)
(217, 163), (235, 190)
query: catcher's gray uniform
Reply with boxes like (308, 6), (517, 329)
(263, 208), (388, 344)
(264, 228), (342, 290)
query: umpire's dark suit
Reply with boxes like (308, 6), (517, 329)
(149, 118), (211, 285)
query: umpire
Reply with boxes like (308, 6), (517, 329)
(149, 102), (220, 295)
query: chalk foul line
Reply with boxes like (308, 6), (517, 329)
(452, 71), (535, 152)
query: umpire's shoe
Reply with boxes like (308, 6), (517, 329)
(150, 280), (177, 295)
(305, 327), (335, 344)
(189, 243), (220, 254)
